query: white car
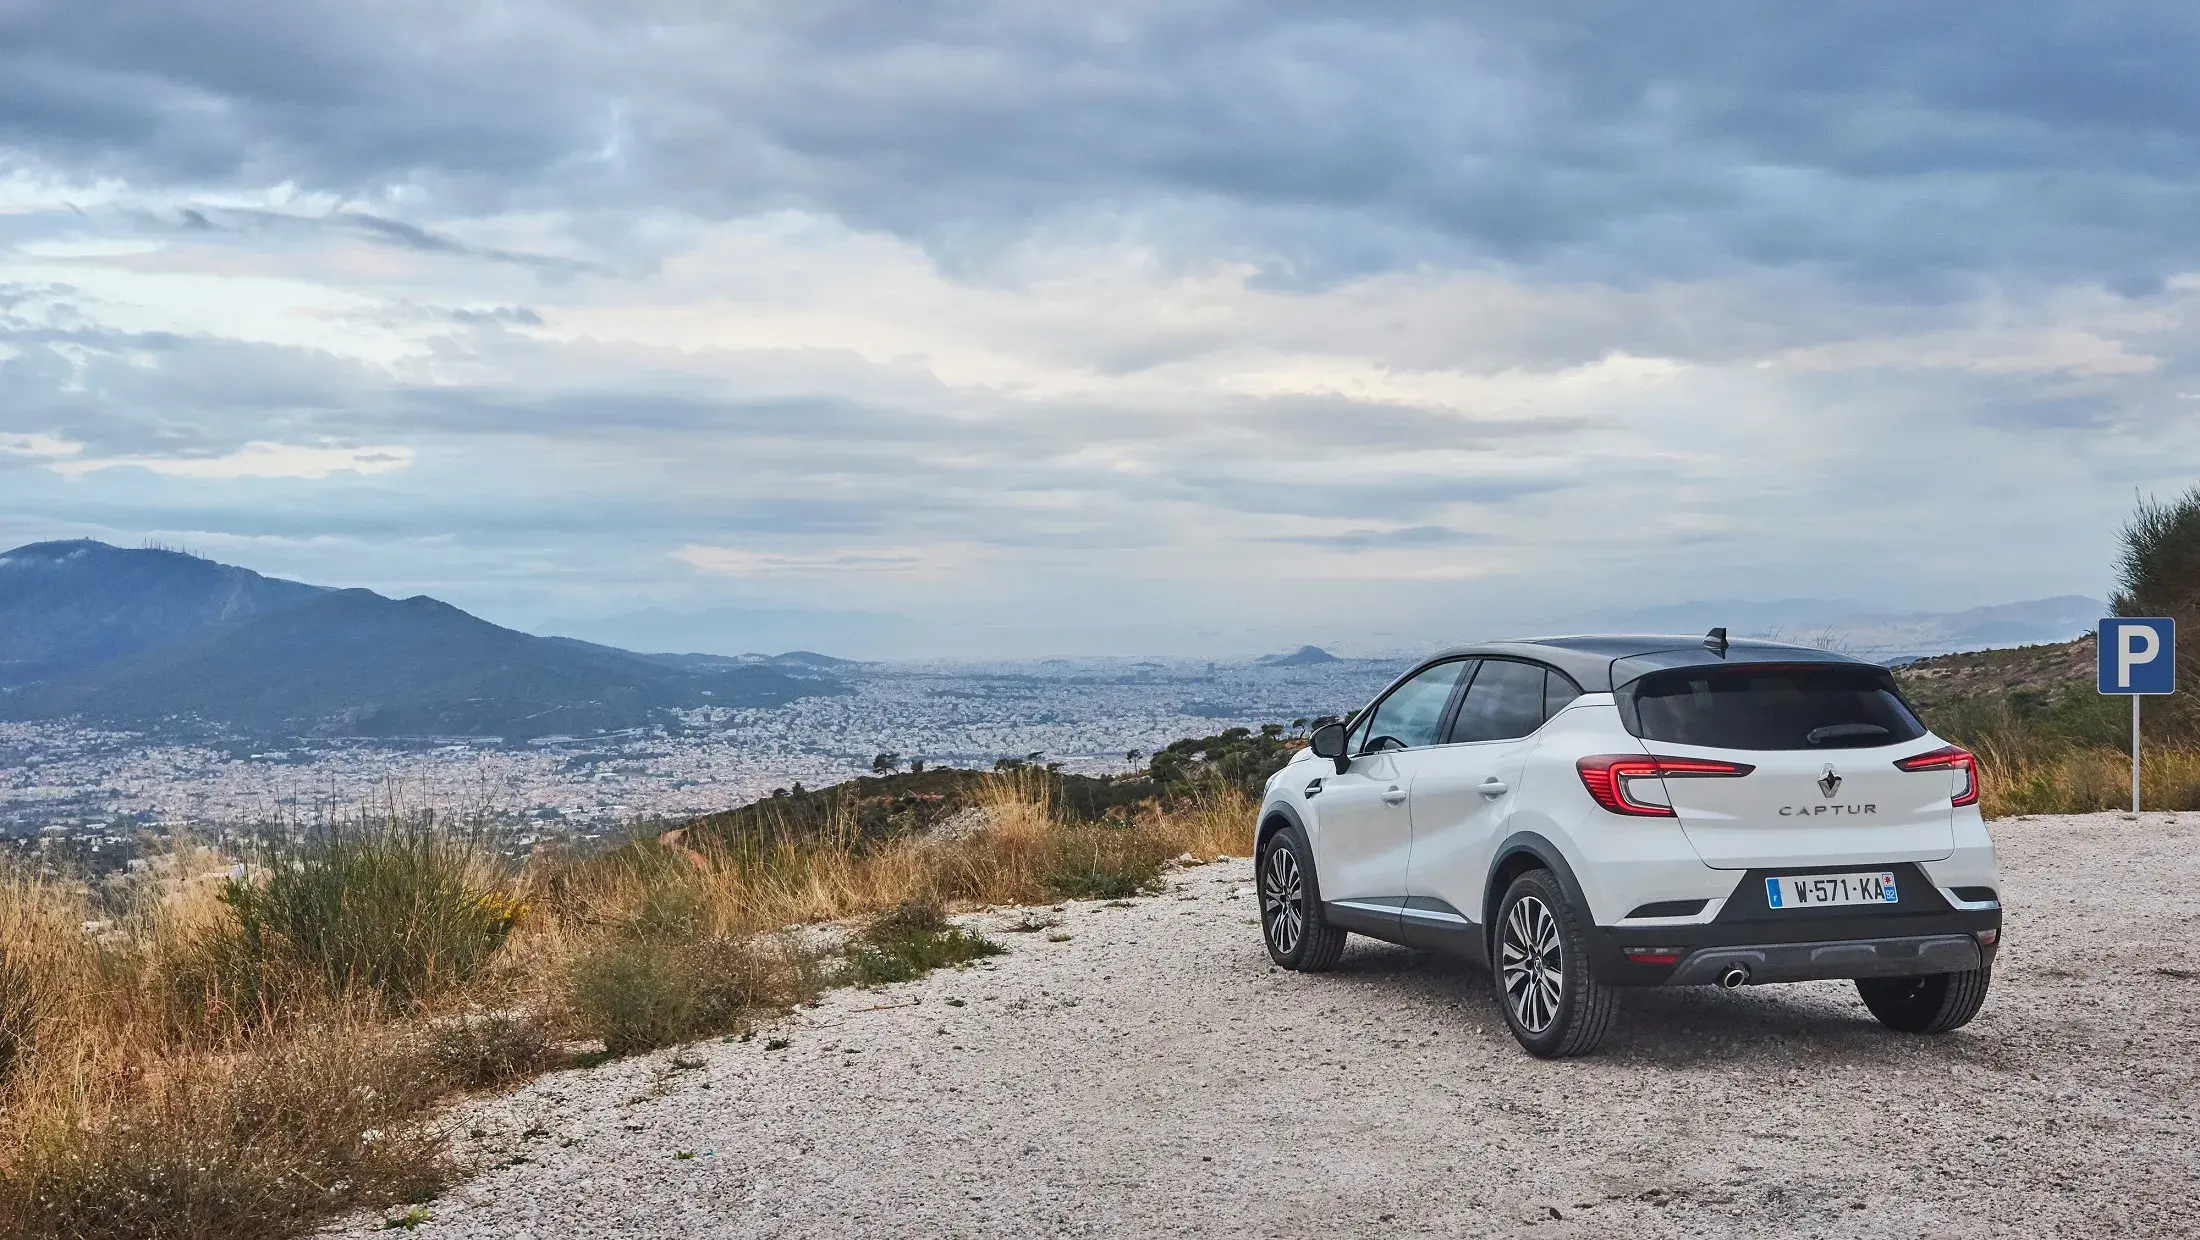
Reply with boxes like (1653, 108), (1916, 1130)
(1256, 632), (2001, 1057)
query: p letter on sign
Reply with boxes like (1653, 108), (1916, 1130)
(2098, 617), (2176, 696)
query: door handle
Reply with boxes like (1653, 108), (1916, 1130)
(1479, 778), (1509, 799)
(1381, 786), (1407, 804)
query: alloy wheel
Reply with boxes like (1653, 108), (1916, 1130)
(1500, 895), (1564, 1033)
(1260, 844), (1305, 957)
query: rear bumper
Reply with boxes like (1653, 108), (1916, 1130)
(1597, 862), (2001, 986)
(1665, 934), (1984, 985)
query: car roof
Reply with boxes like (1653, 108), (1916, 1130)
(1415, 634), (1875, 693)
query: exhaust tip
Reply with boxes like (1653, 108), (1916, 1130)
(1717, 964), (1750, 990)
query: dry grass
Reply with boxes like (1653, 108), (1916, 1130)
(0, 771), (1254, 1240)
(0, 861), (460, 1240)
(1975, 741), (2200, 816)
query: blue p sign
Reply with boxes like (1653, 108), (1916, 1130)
(2099, 618), (2176, 695)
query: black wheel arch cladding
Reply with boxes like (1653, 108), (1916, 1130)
(1485, 831), (1597, 958)
(1257, 802), (1306, 858)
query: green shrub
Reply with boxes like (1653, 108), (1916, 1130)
(1040, 823), (1171, 901)
(567, 935), (818, 1056)
(218, 819), (520, 1012)
(1147, 726), (1300, 797)
(836, 900), (1003, 987)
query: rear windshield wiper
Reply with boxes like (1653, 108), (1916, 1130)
(1806, 723), (1889, 745)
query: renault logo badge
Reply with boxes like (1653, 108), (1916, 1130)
(1818, 765), (1843, 799)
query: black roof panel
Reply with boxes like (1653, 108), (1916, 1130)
(1397, 634), (1873, 695)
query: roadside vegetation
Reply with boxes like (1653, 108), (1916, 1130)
(0, 751), (1265, 1240)
(1899, 485), (2200, 816)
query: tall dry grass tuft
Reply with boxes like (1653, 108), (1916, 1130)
(2, 1017), (452, 1240)
(1146, 780), (1259, 860)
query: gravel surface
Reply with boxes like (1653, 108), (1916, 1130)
(342, 812), (2200, 1239)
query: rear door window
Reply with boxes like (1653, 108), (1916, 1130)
(1448, 659), (1550, 743)
(1358, 659), (1470, 752)
(1618, 663), (1926, 750)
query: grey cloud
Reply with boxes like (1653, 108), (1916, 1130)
(1266, 525), (1492, 552)
(447, 306), (544, 326)
(7, 3), (2200, 290)
(1169, 471), (1569, 522)
(326, 211), (602, 274)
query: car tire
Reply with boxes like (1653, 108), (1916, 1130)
(1258, 826), (1347, 972)
(1855, 967), (1992, 1034)
(1493, 869), (1618, 1058)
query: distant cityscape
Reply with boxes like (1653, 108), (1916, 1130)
(1, 536), (2112, 877)
(2, 655), (1407, 867)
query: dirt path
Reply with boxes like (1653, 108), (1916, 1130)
(343, 813), (2200, 1239)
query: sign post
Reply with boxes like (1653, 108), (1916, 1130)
(2098, 617), (2177, 814)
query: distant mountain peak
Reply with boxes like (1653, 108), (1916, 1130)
(1257, 645), (1340, 666)
(772, 650), (858, 668)
(0, 538), (327, 687)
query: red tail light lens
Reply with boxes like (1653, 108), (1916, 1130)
(1576, 755), (1755, 817)
(1894, 745), (1979, 807)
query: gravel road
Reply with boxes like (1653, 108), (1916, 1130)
(344, 812), (2200, 1239)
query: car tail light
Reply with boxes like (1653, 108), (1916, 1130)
(1576, 755), (1755, 817)
(1894, 745), (1979, 807)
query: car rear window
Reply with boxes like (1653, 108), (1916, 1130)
(1617, 663), (1926, 751)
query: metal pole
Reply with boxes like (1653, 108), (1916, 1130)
(2133, 693), (2142, 815)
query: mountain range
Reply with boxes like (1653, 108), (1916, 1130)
(1526, 595), (2105, 663)
(0, 541), (843, 741)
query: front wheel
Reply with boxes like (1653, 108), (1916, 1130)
(1257, 826), (1347, 971)
(1493, 869), (1617, 1058)
(1856, 968), (1991, 1034)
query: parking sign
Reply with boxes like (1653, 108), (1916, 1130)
(2098, 617), (2176, 695)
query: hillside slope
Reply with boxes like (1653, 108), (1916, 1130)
(0, 588), (840, 739)
(1894, 634), (2094, 710)
(0, 539), (326, 686)
(1893, 634), (2137, 751)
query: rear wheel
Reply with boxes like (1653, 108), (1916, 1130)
(1856, 968), (1991, 1033)
(1258, 826), (1346, 971)
(1493, 869), (1617, 1058)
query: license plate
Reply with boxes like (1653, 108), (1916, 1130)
(1765, 870), (1899, 909)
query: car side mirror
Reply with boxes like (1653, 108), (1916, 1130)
(1309, 721), (1351, 773)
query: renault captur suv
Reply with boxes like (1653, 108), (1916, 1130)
(1254, 633), (2001, 1057)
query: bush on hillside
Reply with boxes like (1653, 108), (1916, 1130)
(566, 933), (819, 1056)
(214, 818), (520, 1013)
(1039, 820), (1177, 899)
(678, 765), (1157, 855)
(1146, 725), (1302, 797)
(2114, 485), (2200, 740)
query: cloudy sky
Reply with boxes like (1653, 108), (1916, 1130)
(4, 2), (2198, 656)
